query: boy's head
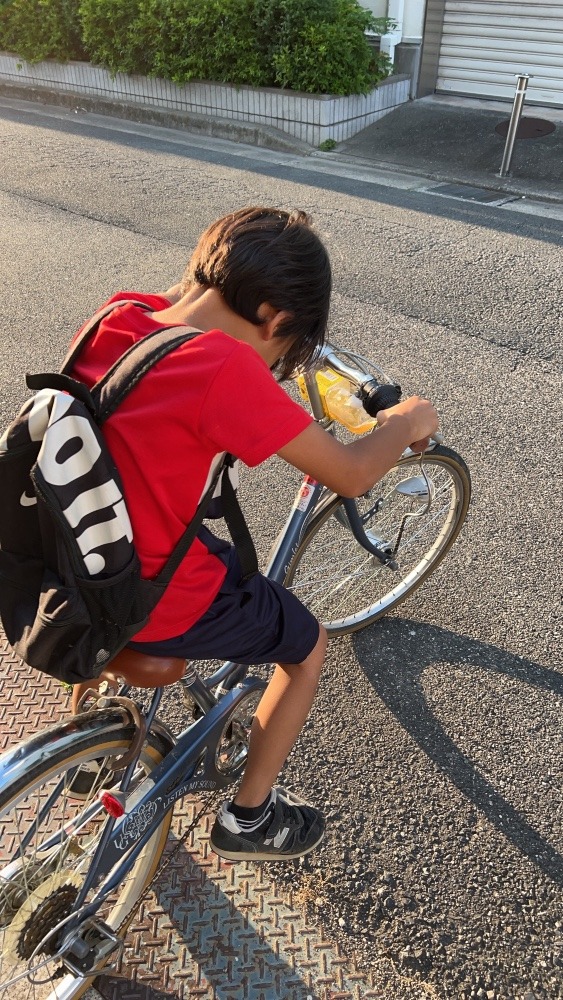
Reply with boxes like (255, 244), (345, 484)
(183, 206), (331, 379)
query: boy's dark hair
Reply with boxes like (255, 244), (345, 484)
(183, 206), (331, 380)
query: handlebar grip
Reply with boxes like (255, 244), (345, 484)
(361, 383), (402, 417)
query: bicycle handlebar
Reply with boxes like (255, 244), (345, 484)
(308, 344), (443, 444)
(315, 344), (402, 416)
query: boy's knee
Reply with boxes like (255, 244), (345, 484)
(317, 623), (328, 657)
(302, 623), (327, 675)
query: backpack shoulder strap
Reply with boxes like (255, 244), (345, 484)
(27, 303), (189, 418)
(147, 458), (258, 606)
(220, 458), (259, 580)
(60, 299), (152, 374)
(90, 327), (258, 584)
(91, 324), (202, 424)
(65, 316), (259, 590)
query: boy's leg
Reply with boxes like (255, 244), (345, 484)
(127, 551), (328, 860)
(232, 625), (327, 808)
(209, 624), (327, 862)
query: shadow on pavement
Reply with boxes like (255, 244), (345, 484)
(96, 983), (175, 1000)
(352, 618), (563, 885)
(95, 831), (318, 1000)
(1, 102), (562, 250)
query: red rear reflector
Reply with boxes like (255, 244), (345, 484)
(99, 791), (125, 818)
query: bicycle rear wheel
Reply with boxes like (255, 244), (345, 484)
(284, 445), (471, 635)
(0, 711), (174, 1000)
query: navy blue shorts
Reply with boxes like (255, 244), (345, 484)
(128, 547), (319, 665)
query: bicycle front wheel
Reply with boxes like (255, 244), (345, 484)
(284, 445), (471, 635)
(0, 711), (174, 1000)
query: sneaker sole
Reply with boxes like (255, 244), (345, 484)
(209, 827), (325, 863)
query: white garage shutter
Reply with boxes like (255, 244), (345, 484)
(437, 1), (563, 107)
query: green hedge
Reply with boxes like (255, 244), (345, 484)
(79, 0), (272, 85)
(269, 0), (389, 95)
(0, 0), (85, 63)
(78, 0), (153, 76)
(0, 0), (394, 95)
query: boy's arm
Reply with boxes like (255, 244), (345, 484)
(277, 397), (438, 498)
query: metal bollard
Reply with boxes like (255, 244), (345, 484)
(498, 74), (532, 177)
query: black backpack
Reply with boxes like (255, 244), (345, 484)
(0, 300), (257, 684)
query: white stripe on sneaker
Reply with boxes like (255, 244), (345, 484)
(264, 826), (289, 848)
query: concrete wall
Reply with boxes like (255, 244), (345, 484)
(0, 54), (410, 146)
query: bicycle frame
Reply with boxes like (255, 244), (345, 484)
(67, 679), (264, 915)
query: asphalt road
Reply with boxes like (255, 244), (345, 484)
(0, 99), (561, 1000)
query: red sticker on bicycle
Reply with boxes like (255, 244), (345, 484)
(295, 483), (313, 512)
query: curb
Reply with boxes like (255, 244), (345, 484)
(0, 82), (314, 156)
(328, 150), (563, 206)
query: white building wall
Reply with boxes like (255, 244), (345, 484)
(403, 0), (425, 42)
(362, 0), (425, 41)
(362, 0), (387, 17)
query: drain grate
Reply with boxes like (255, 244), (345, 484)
(495, 117), (556, 139)
(429, 183), (519, 205)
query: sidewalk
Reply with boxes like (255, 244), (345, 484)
(335, 94), (563, 204)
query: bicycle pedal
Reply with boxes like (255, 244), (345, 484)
(61, 917), (123, 976)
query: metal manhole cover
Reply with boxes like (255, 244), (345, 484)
(494, 117), (556, 139)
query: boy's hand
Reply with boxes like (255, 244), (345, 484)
(279, 395), (439, 498)
(376, 396), (439, 452)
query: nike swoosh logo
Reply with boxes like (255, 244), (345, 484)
(20, 491), (37, 507)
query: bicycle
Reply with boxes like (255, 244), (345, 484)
(0, 342), (471, 999)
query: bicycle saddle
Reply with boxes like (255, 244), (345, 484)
(104, 648), (186, 688)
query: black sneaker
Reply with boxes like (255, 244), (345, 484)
(209, 786), (325, 862)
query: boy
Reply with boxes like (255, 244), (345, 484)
(70, 206), (438, 862)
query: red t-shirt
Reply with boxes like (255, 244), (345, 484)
(71, 293), (313, 640)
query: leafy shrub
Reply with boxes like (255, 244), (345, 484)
(79, 0), (150, 76)
(80, 0), (390, 92)
(258, 0), (391, 94)
(0, 0), (85, 63)
(134, 0), (269, 87)
(3, 0), (394, 94)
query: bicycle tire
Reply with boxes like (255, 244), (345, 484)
(0, 711), (175, 1000)
(284, 445), (471, 635)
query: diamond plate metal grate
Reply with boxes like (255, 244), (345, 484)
(0, 634), (379, 999)
(0, 636), (68, 746)
(97, 805), (382, 999)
